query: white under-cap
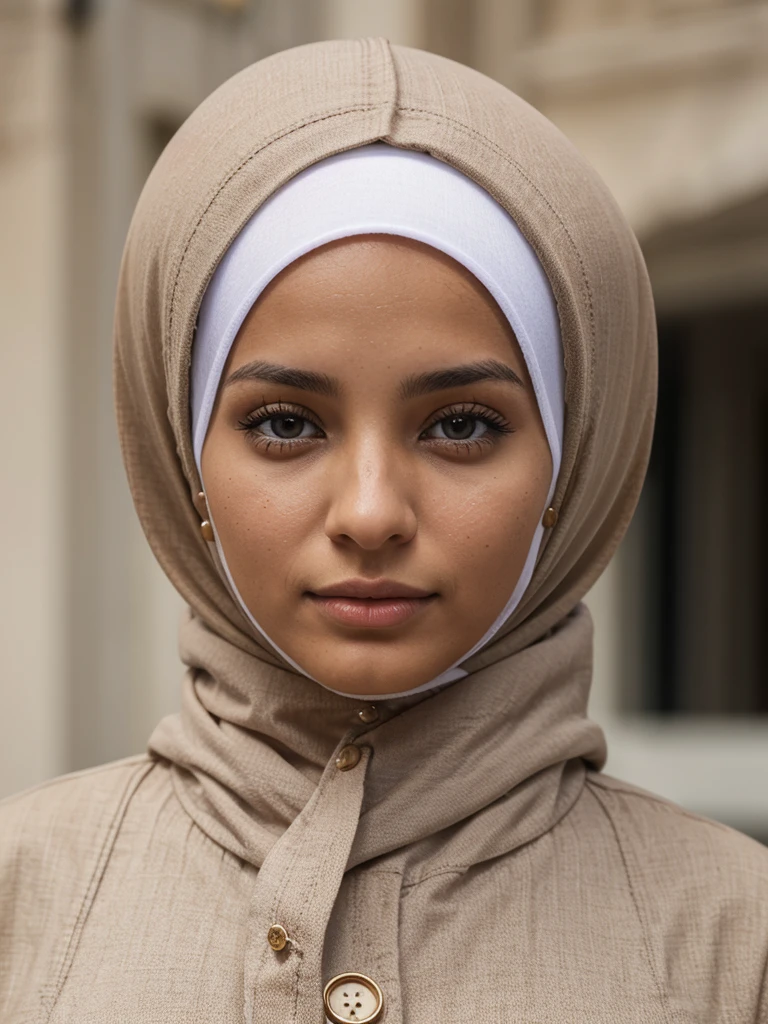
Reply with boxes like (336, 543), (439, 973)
(191, 142), (564, 699)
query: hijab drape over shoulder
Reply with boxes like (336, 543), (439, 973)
(2, 37), (767, 1024)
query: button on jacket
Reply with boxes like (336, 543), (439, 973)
(1, 37), (767, 1024)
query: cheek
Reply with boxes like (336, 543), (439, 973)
(204, 449), (322, 580)
(428, 451), (550, 581)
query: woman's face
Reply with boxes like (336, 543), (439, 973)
(198, 235), (553, 696)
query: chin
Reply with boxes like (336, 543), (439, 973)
(305, 651), (443, 697)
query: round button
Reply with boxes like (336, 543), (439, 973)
(357, 705), (379, 724)
(324, 972), (384, 1024)
(335, 744), (362, 771)
(267, 924), (289, 951)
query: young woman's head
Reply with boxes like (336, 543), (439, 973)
(114, 39), (656, 708)
(195, 233), (552, 696)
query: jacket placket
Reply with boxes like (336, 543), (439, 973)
(243, 734), (382, 1024)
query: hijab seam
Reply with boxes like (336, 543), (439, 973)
(394, 104), (596, 373)
(168, 104), (385, 345)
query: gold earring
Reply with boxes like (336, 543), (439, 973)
(197, 491), (214, 542)
(542, 507), (558, 528)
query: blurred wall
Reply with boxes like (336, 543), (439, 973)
(0, 0), (67, 797)
(1, 0), (766, 839)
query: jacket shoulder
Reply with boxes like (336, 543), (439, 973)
(586, 770), (768, 870)
(0, 753), (156, 850)
(585, 771), (768, 1019)
(0, 755), (156, 1015)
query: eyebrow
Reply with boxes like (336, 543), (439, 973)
(400, 360), (525, 399)
(225, 360), (341, 396)
(224, 358), (525, 398)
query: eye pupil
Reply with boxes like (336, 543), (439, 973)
(272, 414), (303, 439)
(444, 415), (474, 440)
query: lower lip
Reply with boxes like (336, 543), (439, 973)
(307, 594), (436, 628)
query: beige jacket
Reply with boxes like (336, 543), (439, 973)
(2, 38), (767, 1024)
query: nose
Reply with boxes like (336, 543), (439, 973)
(323, 433), (417, 551)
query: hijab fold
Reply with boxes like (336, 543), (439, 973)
(149, 602), (604, 873)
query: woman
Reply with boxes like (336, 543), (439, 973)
(2, 37), (767, 1024)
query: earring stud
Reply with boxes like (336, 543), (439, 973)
(197, 491), (214, 541)
(542, 507), (558, 528)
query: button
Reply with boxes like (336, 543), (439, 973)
(335, 744), (362, 771)
(267, 924), (289, 951)
(357, 705), (379, 724)
(324, 973), (384, 1023)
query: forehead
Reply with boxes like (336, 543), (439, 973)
(231, 234), (523, 370)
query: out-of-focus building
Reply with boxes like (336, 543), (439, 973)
(2, 0), (766, 839)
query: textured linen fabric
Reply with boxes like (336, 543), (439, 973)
(1, 36), (767, 1024)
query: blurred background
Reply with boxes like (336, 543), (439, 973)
(1, 0), (767, 840)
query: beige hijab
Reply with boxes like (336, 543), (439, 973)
(112, 37), (657, 1008)
(115, 34), (656, 671)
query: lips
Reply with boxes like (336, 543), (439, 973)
(306, 578), (438, 629)
(309, 578), (435, 600)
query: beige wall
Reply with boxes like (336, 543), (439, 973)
(0, 0), (67, 795)
(325, 0), (421, 43)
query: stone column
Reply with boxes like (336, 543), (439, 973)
(0, 0), (67, 797)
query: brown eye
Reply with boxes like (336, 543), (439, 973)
(420, 402), (515, 455)
(269, 414), (306, 439)
(423, 412), (493, 443)
(423, 412), (488, 443)
(441, 415), (477, 440)
(236, 402), (323, 449)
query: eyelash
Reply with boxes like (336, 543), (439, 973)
(235, 399), (515, 456)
